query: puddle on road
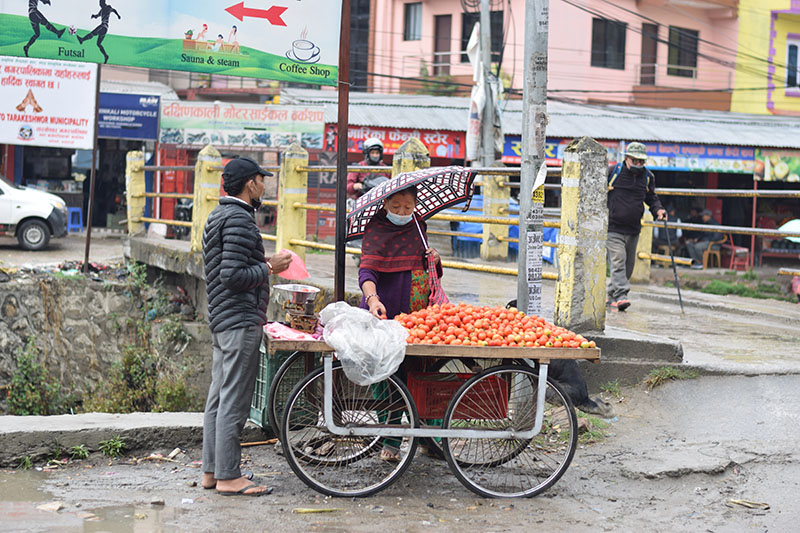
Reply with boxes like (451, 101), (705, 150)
(0, 470), (188, 532)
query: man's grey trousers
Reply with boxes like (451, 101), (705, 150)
(202, 324), (262, 480)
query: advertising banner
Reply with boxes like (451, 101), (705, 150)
(325, 124), (466, 159)
(159, 100), (324, 150)
(0, 55), (96, 149)
(643, 142), (755, 174)
(98, 92), (159, 140)
(502, 136), (621, 166)
(0, 0), (340, 86)
(754, 148), (800, 182)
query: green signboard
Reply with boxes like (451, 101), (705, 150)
(0, 1), (340, 86)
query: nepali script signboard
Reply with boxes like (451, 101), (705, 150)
(0, 55), (97, 149)
(159, 100), (325, 151)
(0, 0), (340, 86)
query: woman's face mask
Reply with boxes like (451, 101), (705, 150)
(386, 211), (413, 226)
(385, 192), (416, 226)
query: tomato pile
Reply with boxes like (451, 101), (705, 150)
(396, 303), (596, 348)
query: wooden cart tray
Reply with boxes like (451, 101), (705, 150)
(263, 333), (600, 362)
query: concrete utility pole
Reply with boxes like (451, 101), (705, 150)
(516, 0), (549, 315)
(479, 0), (494, 168)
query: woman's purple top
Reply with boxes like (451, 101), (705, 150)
(358, 268), (411, 320)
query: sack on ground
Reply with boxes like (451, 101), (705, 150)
(320, 302), (407, 385)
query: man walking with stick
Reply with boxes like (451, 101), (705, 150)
(607, 142), (666, 311)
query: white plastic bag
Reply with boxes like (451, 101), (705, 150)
(320, 302), (407, 386)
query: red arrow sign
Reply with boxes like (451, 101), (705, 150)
(225, 3), (287, 26)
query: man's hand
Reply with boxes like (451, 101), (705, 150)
(656, 209), (667, 221)
(268, 250), (292, 274)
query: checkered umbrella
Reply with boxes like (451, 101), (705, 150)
(345, 166), (477, 241)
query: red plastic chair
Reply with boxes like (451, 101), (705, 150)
(721, 234), (750, 271)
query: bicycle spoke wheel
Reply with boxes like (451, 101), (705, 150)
(282, 363), (419, 498)
(442, 365), (578, 498)
(267, 351), (321, 440)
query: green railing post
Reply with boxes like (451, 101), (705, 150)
(554, 137), (608, 332)
(191, 144), (222, 253)
(125, 151), (145, 235)
(276, 142), (309, 260)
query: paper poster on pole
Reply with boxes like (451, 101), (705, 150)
(0, 0), (340, 86)
(0, 55), (96, 149)
(159, 100), (324, 150)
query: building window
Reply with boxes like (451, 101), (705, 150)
(591, 18), (626, 70)
(460, 11), (503, 63)
(404, 3), (422, 41)
(667, 26), (698, 78)
(787, 39), (800, 94)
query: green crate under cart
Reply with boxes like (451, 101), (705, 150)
(248, 343), (320, 437)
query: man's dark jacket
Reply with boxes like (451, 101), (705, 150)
(203, 197), (270, 334)
(607, 163), (664, 235)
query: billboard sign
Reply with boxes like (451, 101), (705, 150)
(159, 100), (325, 150)
(643, 142), (755, 174)
(754, 148), (800, 182)
(0, 55), (96, 149)
(326, 124), (466, 159)
(0, 0), (340, 85)
(503, 136), (621, 166)
(98, 92), (159, 140)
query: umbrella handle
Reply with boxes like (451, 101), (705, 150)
(413, 215), (429, 249)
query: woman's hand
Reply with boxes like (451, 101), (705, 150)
(426, 247), (441, 265)
(367, 296), (387, 319)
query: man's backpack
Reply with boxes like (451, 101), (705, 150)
(608, 161), (654, 191)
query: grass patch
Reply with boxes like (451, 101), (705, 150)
(70, 444), (90, 460)
(578, 414), (611, 444)
(742, 269), (758, 281)
(643, 366), (699, 390)
(99, 435), (126, 458)
(600, 379), (622, 398)
(7, 337), (76, 415)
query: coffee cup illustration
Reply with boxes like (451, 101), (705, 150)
(289, 39), (320, 62)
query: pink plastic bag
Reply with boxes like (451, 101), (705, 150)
(277, 249), (309, 280)
(264, 322), (316, 341)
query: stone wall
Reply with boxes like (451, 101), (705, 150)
(0, 277), (212, 412)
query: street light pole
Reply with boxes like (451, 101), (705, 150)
(479, 0), (494, 168)
(517, 0), (549, 315)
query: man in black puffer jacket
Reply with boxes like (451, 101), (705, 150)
(607, 142), (666, 312)
(201, 157), (291, 497)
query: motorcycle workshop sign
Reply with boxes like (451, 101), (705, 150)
(0, 0), (341, 85)
(98, 93), (159, 140)
(159, 100), (325, 150)
(0, 55), (97, 149)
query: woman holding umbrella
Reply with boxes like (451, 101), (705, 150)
(359, 185), (442, 321)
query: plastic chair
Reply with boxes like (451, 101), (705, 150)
(721, 234), (750, 271)
(702, 236), (726, 269)
(67, 207), (83, 233)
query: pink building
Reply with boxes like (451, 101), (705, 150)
(369, 0), (738, 110)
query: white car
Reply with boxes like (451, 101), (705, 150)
(0, 175), (68, 250)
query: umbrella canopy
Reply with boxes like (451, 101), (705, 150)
(778, 219), (800, 243)
(345, 166), (477, 241)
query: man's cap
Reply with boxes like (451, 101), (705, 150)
(625, 142), (648, 160)
(222, 156), (273, 187)
(701, 209), (712, 217)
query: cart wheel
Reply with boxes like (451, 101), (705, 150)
(267, 351), (322, 441)
(282, 363), (420, 498)
(441, 364), (578, 498)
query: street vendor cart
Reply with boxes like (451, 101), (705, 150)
(264, 333), (600, 499)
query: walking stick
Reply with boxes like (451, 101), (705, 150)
(663, 218), (685, 316)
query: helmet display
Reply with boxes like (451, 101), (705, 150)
(362, 137), (384, 164)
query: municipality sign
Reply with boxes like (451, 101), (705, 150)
(0, 0), (341, 85)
